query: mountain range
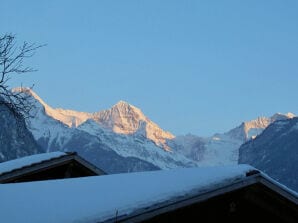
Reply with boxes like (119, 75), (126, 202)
(0, 88), (297, 192)
(23, 88), (195, 172)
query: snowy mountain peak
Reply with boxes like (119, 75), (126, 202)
(12, 86), (32, 93)
(13, 87), (50, 108)
(114, 100), (130, 107)
(110, 100), (146, 121)
(286, 112), (296, 118)
(12, 87), (48, 108)
(93, 101), (174, 150)
(93, 101), (146, 133)
(270, 112), (295, 121)
(15, 87), (92, 128)
(18, 88), (174, 151)
(227, 112), (296, 141)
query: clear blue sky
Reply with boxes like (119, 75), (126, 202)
(1, 1), (298, 136)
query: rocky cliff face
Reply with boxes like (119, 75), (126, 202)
(0, 103), (43, 162)
(92, 101), (174, 151)
(239, 117), (298, 192)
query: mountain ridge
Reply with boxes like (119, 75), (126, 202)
(0, 87), (296, 192)
(9, 87), (296, 171)
(20, 88), (174, 151)
(19, 88), (196, 171)
(16, 88), (295, 145)
(239, 117), (298, 192)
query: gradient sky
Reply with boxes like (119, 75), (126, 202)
(1, 1), (298, 136)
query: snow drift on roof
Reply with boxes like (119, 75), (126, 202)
(0, 152), (66, 175)
(0, 165), (254, 223)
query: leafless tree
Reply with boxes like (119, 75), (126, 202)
(0, 34), (44, 121)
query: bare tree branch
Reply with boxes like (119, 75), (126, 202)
(0, 34), (44, 123)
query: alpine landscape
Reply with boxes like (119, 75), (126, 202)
(1, 88), (297, 192)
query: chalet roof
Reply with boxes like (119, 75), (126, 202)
(0, 152), (106, 182)
(0, 164), (296, 223)
(0, 152), (67, 175)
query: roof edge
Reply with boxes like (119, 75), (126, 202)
(104, 173), (298, 223)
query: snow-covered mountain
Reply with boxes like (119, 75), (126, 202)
(4, 88), (295, 177)
(92, 101), (174, 151)
(20, 88), (195, 172)
(239, 117), (298, 192)
(23, 95), (161, 173)
(77, 120), (194, 169)
(18, 88), (92, 128)
(25, 89), (174, 151)
(169, 113), (295, 166)
(227, 113), (295, 141)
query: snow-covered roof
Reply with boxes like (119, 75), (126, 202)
(0, 164), (264, 223)
(0, 152), (66, 175)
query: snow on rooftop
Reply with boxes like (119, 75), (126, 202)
(0, 152), (66, 175)
(0, 164), (254, 223)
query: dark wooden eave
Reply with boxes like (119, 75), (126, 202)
(103, 172), (298, 223)
(0, 152), (106, 183)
